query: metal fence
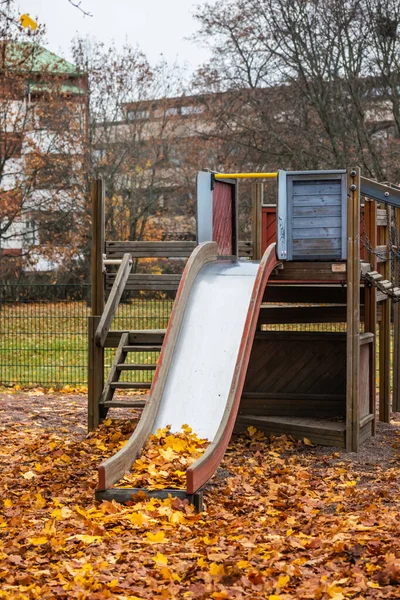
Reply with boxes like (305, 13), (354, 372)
(0, 283), (173, 387)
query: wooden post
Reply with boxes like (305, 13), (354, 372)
(393, 206), (400, 412)
(363, 199), (377, 433)
(88, 179), (105, 431)
(91, 179), (105, 316)
(251, 182), (263, 260)
(88, 316), (105, 430)
(346, 168), (360, 452)
(379, 205), (391, 422)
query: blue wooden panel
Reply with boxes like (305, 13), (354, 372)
(277, 170), (347, 261)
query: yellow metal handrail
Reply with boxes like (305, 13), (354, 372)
(214, 172), (278, 179)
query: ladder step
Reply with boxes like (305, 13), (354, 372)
(379, 280), (393, 290)
(110, 382), (152, 389)
(122, 345), (161, 352)
(103, 400), (146, 408)
(117, 364), (157, 370)
(366, 271), (383, 281)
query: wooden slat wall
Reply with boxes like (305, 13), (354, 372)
(106, 240), (252, 258)
(105, 241), (252, 290)
(289, 178), (344, 260)
(241, 331), (346, 418)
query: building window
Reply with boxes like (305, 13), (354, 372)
(127, 110), (150, 121)
(181, 105), (205, 116)
(165, 107), (179, 117)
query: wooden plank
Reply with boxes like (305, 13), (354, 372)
(88, 316), (104, 431)
(393, 206), (400, 412)
(258, 305), (352, 324)
(116, 364), (157, 370)
(379, 204), (391, 422)
(235, 415), (346, 447)
(292, 227), (342, 239)
(91, 180), (105, 316)
(346, 168), (361, 452)
(237, 414), (346, 432)
(103, 400), (146, 408)
(106, 241), (196, 258)
(376, 245), (388, 262)
(106, 240), (252, 258)
(292, 196), (342, 206)
(254, 331), (346, 342)
(240, 393), (345, 417)
(377, 208), (388, 227)
(89, 180), (105, 431)
(106, 273), (182, 291)
(263, 285), (353, 304)
(110, 382), (152, 389)
(95, 254), (132, 347)
(104, 330), (165, 348)
(293, 217), (342, 229)
(293, 205), (342, 217)
(270, 262), (347, 282)
(293, 238), (341, 250)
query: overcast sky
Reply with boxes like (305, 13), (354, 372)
(17, 0), (216, 70)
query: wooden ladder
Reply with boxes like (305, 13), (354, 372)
(99, 332), (162, 414)
(364, 270), (400, 301)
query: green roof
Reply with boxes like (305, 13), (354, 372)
(3, 42), (79, 75)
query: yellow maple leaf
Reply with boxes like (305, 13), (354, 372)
(160, 447), (176, 461)
(237, 560), (250, 569)
(277, 574), (290, 588)
(74, 534), (102, 544)
(146, 530), (165, 543)
(209, 562), (226, 578)
(269, 596), (281, 600)
(247, 425), (257, 437)
(29, 536), (48, 546)
(303, 437), (314, 446)
(35, 493), (46, 509)
(3, 499), (12, 508)
(202, 534), (218, 545)
(126, 512), (144, 527)
(19, 14), (37, 30)
(159, 566), (172, 580)
(367, 582), (380, 589)
(153, 551), (168, 565)
(103, 418), (112, 426)
(327, 584), (345, 599)
(197, 557), (207, 568)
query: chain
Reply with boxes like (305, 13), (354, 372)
(360, 206), (388, 262)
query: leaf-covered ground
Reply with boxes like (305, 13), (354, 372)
(1, 390), (400, 599)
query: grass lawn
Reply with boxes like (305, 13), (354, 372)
(0, 300), (173, 387)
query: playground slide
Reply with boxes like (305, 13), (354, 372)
(98, 241), (279, 495)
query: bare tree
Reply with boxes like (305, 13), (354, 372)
(193, 0), (400, 182)
(0, 1), (88, 278)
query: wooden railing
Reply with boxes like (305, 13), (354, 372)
(104, 240), (253, 291)
(95, 253), (132, 347)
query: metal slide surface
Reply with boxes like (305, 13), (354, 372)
(152, 260), (260, 440)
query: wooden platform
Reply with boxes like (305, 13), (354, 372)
(235, 414), (346, 447)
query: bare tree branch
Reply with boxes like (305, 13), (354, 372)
(67, 0), (92, 17)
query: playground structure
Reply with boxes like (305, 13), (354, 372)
(89, 167), (400, 508)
